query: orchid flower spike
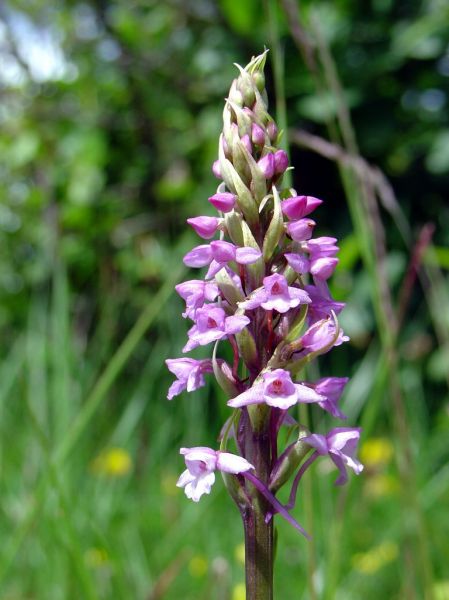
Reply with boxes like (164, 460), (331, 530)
(166, 52), (361, 572)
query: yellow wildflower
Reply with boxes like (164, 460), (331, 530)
(91, 447), (132, 477)
(234, 543), (245, 565)
(352, 541), (398, 575)
(188, 555), (208, 578)
(85, 547), (109, 568)
(232, 582), (246, 600)
(360, 438), (394, 469)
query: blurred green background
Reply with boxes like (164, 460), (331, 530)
(0, 0), (448, 598)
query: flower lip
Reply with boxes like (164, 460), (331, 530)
(271, 281), (282, 295)
(177, 447), (254, 502)
(227, 369), (324, 409)
(197, 306), (225, 331)
(183, 305), (250, 352)
(238, 273), (311, 314)
(262, 370), (298, 408)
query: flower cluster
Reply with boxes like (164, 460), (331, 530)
(166, 51), (363, 536)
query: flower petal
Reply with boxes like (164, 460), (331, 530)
(285, 253), (310, 274)
(294, 383), (325, 404)
(184, 472), (216, 501)
(183, 245), (212, 268)
(228, 384), (265, 408)
(216, 452), (254, 474)
(224, 315), (250, 335)
(302, 433), (329, 455)
(235, 246), (262, 264)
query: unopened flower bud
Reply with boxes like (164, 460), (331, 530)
(258, 153), (275, 179)
(215, 268), (245, 306)
(252, 92), (269, 123)
(310, 257), (339, 280)
(187, 216), (221, 239)
(212, 346), (240, 398)
(267, 121), (278, 142)
(282, 195), (323, 220)
(229, 165), (259, 229)
(228, 79), (243, 106)
(224, 211), (244, 246)
(222, 135), (231, 159)
(235, 66), (256, 107)
(251, 123), (265, 146)
(232, 138), (251, 183)
(274, 150), (289, 175)
(229, 87), (244, 107)
(208, 192), (236, 213)
(269, 428), (311, 493)
(252, 71), (265, 92)
(241, 134), (253, 155)
(228, 102), (252, 137)
(235, 325), (259, 372)
(263, 187), (285, 261)
(286, 218), (316, 242)
(212, 160), (222, 179)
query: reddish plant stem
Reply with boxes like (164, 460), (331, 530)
(242, 425), (274, 600)
(229, 335), (241, 380)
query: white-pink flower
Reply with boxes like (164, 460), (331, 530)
(228, 369), (325, 410)
(183, 305), (250, 352)
(165, 358), (213, 400)
(177, 447), (254, 501)
(183, 240), (261, 279)
(239, 273), (311, 314)
(303, 428), (363, 485)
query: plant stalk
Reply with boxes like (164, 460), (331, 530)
(242, 419), (274, 599)
(243, 503), (273, 600)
